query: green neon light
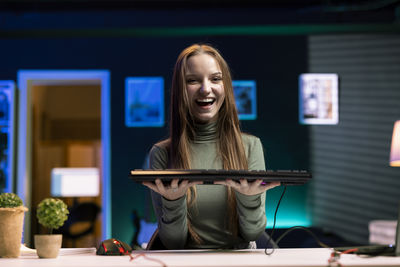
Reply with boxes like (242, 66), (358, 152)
(1, 24), (399, 38)
(265, 185), (312, 229)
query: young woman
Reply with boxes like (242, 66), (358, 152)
(143, 44), (279, 249)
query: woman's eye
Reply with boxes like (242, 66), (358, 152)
(187, 79), (197, 84)
(212, 77), (222, 82)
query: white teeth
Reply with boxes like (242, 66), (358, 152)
(196, 99), (214, 103)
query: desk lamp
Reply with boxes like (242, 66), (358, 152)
(390, 120), (400, 167)
(389, 120), (400, 256)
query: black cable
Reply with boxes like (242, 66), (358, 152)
(264, 185), (286, 255)
(263, 186), (331, 256)
(275, 226), (330, 249)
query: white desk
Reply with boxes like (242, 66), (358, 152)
(1, 248), (400, 267)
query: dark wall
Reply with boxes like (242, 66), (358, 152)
(308, 34), (400, 244)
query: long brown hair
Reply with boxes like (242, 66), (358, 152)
(168, 44), (248, 244)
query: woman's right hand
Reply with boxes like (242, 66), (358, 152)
(143, 178), (202, 200)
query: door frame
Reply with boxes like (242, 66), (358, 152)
(17, 70), (111, 245)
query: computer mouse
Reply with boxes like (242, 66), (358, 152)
(96, 238), (133, 255)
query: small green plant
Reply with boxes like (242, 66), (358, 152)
(0, 193), (23, 208)
(36, 198), (69, 234)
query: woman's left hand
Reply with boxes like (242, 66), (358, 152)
(215, 179), (280, 195)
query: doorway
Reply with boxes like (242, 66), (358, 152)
(17, 70), (111, 247)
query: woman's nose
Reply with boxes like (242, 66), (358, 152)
(200, 80), (212, 94)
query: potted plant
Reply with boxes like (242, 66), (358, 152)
(0, 193), (28, 258)
(35, 198), (69, 258)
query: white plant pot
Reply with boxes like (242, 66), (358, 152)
(0, 206), (28, 258)
(34, 234), (62, 258)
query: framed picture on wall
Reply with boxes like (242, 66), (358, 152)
(125, 77), (164, 127)
(0, 80), (16, 193)
(299, 73), (339, 125)
(0, 82), (13, 126)
(233, 80), (257, 120)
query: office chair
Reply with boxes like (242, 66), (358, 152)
(55, 202), (101, 247)
(146, 229), (166, 250)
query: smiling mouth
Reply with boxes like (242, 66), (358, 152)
(196, 98), (215, 107)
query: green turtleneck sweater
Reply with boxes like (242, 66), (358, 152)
(149, 122), (266, 249)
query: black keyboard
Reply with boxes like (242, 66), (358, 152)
(129, 169), (311, 185)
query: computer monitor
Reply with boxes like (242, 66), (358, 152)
(51, 168), (99, 197)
